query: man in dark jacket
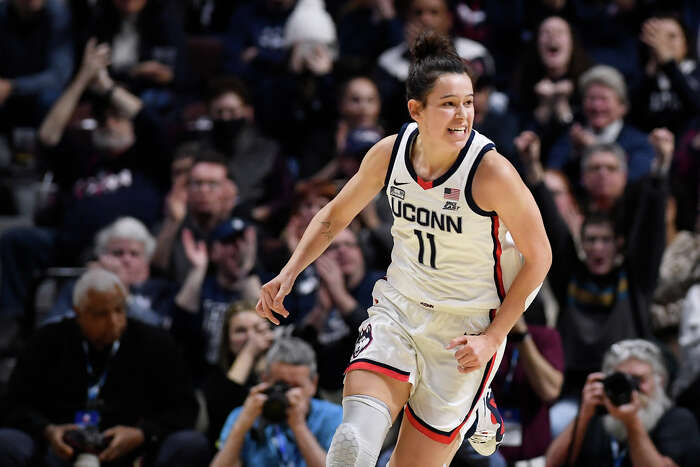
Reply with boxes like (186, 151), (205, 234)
(204, 76), (292, 227)
(547, 339), (700, 467)
(0, 269), (210, 466)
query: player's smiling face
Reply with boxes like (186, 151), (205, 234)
(409, 73), (474, 150)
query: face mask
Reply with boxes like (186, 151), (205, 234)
(211, 118), (245, 153)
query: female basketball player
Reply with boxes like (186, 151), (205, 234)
(256, 31), (551, 467)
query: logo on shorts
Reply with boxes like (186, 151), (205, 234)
(352, 323), (373, 358)
(420, 301), (434, 309)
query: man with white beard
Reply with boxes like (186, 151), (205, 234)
(546, 339), (700, 467)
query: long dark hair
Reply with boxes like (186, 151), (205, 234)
(218, 300), (259, 373)
(512, 16), (593, 113)
(407, 31), (469, 103)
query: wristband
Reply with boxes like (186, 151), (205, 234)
(509, 330), (529, 343)
(103, 84), (117, 102)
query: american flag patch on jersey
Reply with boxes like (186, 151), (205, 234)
(444, 188), (460, 200)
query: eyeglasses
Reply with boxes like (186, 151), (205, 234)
(584, 163), (622, 173)
(327, 241), (359, 251)
(189, 179), (222, 190)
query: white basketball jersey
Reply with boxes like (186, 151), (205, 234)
(384, 122), (525, 313)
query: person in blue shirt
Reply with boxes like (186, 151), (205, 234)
(212, 337), (342, 467)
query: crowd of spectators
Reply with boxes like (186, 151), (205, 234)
(1, 0), (699, 466)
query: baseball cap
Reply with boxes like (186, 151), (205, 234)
(210, 217), (249, 243)
(343, 127), (383, 159)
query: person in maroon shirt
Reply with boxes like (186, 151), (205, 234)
(490, 315), (564, 463)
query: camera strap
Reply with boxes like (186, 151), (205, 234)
(83, 340), (121, 409)
(270, 425), (297, 467)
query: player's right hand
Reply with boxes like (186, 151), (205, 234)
(447, 333), (499, 374)
(256, 275), (292, 325)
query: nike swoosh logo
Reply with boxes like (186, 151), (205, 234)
(393, 178), (410, 186)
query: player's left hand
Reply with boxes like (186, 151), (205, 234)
(446, 334), (499, 374)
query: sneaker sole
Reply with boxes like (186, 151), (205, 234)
(468, 435), (497, 456)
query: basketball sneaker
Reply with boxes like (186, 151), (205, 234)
(465, 388), (504, 456)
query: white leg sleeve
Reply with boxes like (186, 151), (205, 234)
(327, 395), (393, 467)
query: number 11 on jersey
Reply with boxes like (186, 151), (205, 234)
(413, 229), (437, 268)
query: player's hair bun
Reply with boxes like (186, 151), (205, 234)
(406, 30), (466, 102)
(410, 30), (457, 63)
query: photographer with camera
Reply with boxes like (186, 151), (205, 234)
(546, 339), (700, 467)
(0, 269), (210, 467)
(211, 337), (342, 467)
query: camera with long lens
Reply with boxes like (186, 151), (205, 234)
(262, 381), (291, 423)
(603, 371), (640, 406)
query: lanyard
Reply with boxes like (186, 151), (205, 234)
(502, 348), (520, 395)
(610, 439), (628, 467)
(270, 425), (296, 467)
(83, 340), (120, 406)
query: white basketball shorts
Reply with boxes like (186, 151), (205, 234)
(345, 278), (506, 445)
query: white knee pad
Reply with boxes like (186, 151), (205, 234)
(327, 395), (392, 467)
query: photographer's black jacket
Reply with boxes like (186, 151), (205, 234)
(1, 319), (197, 446)
(577, 408), (700, 466)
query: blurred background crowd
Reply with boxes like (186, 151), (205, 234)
(0, 0), (699, 465)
